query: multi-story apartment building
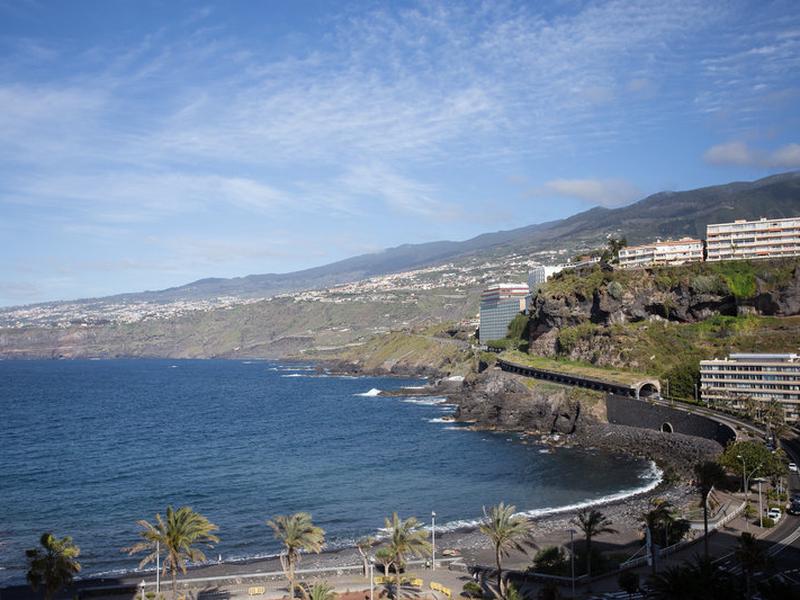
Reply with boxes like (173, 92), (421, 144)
(699, 353), (800, 423)
(479, 283), (530, 343)
(618, 238), (704, 269)
(527, 266), (547, 291)
(706, 216), (800, 261)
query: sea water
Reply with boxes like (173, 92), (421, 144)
(0, 359), (659, 584)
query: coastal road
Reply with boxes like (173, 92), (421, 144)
(649, 396), (766, 439)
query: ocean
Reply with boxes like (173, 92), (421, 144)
(0, 359), (659, 585)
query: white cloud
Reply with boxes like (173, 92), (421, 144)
(703, 141), (754, 166)
(703, 141), (800, 168)
(536, 178), (642, 208)
(6, 172), (295, 222)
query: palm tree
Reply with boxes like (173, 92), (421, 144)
(478, 502), (535, 599)
(573, 508), (616, 582)
(267, 512), (325, 599)
(384, 513), (431, 600)
(642, 499), (674, 574)
(735, 532), (768, 599)
(694, 461), (726, 559)
(356, 535), (375, 577)
(124, 505), (219, 600)
(26, 533), (81, 600)
(306, 581), (337, 600)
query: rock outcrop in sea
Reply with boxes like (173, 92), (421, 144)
(441, 368), (722, 476)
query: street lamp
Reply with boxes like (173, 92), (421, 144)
(737, 454), (747, 495)
(737, 454), (765, 533)
(568, 529), (576, 600)
(369, 557), (375, 600)
(431, 511), (436, 571)
(737, 454), (749, 532)
(156, 539), (160, 594)
(755, 478), (765, 528)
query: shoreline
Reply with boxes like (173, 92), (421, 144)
(11, 447), (683, 593)
(1, 364), (699, 593)
(49, 474), (687, 593)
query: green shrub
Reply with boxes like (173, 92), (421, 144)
(486, 338), (512, 350)
(710, 262), (757, 298)
(462, 581), (483, 598)
(761, 516), (775, 528)
(691, 274), (726, 294)
(662, 360), (700, 400)
(607, 280), (624, 300)
(506, 314), (530, 341)
(556, 322), (597, 355)
(530, 546), (569, 575)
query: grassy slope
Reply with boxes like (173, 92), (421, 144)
(527, 259), (800, 398)
(307, 325), (476, 376)
(544, 258), (797, 299)
(501, 349), (649, 386)
(560, 315), (800, 376)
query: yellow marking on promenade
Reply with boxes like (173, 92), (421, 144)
(248, 585), (266, 596)
(430, 582), (452, 598)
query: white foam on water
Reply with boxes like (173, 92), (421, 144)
(430, 461), (663, 533)
(401, 396), (448, 406)
(355, 388), (382, 397)
(427, 417), (454, 423)
(281, 373), (306, 378)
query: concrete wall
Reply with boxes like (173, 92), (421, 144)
(606, 395), (736, 446)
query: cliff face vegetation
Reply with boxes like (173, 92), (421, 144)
(524, 259), (800, 397)
(311, 326), (476, 378)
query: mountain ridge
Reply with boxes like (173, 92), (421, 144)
(5, 171), (800, 309)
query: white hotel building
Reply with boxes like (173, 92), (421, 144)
(706, 216), (800, 261)
(700, 353), (800, 423)
(618, 238), (704, 269)
(479, 283), (530, 344)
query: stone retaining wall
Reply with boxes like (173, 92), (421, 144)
(606, 395), (735, 446)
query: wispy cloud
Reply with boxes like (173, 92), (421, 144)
(1, 0), (799, 303)
(703, 141), (800, 168)
(534, 178), (642, 208)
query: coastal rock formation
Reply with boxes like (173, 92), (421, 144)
(452, 369), (584, 434)
(449, 368), (721, 474)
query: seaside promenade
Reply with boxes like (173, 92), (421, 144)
(65, 478), (797, 600)
(73, 435), (799, 600)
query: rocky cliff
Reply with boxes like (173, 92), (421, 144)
(525, 259), (800, 377)
(449, 368), (722, 475)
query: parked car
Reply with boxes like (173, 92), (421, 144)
(789, 462), (798, 473)
(767, 508), (782, 522)
(788, 502), (800, 516)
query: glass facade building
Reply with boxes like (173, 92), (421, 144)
(479, 284), (529, 343)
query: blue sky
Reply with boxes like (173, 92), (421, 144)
(1, 0), (799, 306)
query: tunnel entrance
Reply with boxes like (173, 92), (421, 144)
(638, 382), (660, 398)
